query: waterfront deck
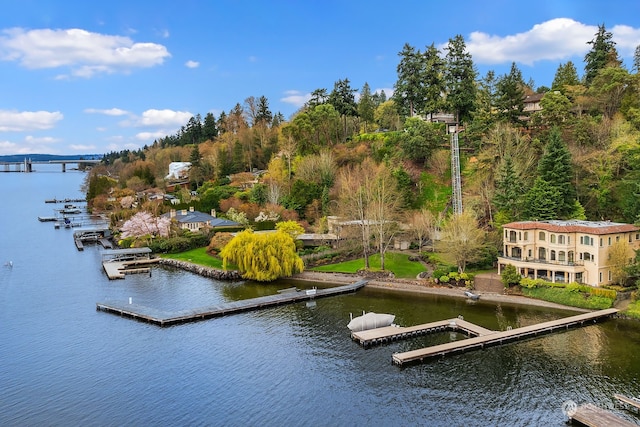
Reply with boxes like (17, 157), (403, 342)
(614, 393), (640, 410)
(103, 257), (159, 279)
(391, 308), (618, 366)
(569, 403), (636, 426)
(97, 280), (368, 326)
(352, 317), (495, 347)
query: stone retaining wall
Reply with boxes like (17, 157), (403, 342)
(158, 258), (242, 280)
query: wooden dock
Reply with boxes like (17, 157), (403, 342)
(615, 393), (640, 410)
(97, 280), (368, 326)
(103, 258), (159, 279)
(352, 317), (495, 347)
(391, 308), (618, 366)
(569, 403), (636, 426)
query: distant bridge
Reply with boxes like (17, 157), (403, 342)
(0, 159), (101, 173)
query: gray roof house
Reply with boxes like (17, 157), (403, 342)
(163, 207), (240, 232)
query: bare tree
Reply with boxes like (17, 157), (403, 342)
(408, 208), (437, 252)
(336, 160), (375, 269)
(368, 164), (402, 270)
(439, 210), (485, 273)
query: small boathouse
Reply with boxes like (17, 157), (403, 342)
(102, 248), (156, 279)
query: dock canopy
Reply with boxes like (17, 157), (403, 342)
(102, 247), (152, 261)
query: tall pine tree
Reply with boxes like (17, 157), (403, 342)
(532, 127), (577, 218)
(584, 24), (617, 86)
(443, 34), (477, 125)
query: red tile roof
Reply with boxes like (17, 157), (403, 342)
(503, 220), (639, 235)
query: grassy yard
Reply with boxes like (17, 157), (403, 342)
(160, 247), (226, 269)
(623, 300), (640, 319)
(521, 287), (615, 310)
(311, 252), (426, 279)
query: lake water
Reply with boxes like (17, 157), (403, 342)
(1, 164), (640, 426)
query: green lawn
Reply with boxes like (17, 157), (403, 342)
(521, 287), (614, 310)
(311, 252), (426, 279)
(623, 300), (640, 320)
(161, 247), (226, 269)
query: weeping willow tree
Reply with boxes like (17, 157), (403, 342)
(220, 229), (304, 281)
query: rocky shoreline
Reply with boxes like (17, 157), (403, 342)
(154, 260), (591, 313)
(291, 271), (590, 312)
(158, 258), (242, 280)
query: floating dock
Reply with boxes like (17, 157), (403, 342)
(391, 308), (618, 366)
(614, 393), (640, 410)
(97, 280), (368, 326)
(352, 317), (495, 347)
(569, 403), (636, 426)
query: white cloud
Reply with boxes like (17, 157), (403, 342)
(185, 60), (199, 68)
(464, 18), (640, 66)
(137, 109), (192, 127)
(84, 107), (130, 116)
(611, 24), (640, 56)
(0, 27), (171, 77)
(25, 135), (59, 144)
(0, 135), (61, 155)
(0, 110), (63, 132)
(135, 130), (169, 141)
(281, 90), (310, 107)
(69, 144), (96, 151)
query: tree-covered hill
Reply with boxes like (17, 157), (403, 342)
(86, 24), (640, 247)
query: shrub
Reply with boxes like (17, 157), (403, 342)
(439, 275), (450, 283)
(501, 264), (521, 288)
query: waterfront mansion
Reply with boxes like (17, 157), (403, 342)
(497, 220), (640, 287)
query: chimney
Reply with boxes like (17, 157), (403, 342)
(182, 209), (187, 215)
(211, 209), (216, 218)
(189, 206), (194, 212)
(170, 209), (176, 218)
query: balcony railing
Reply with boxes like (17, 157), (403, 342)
(499, 256), (584, 267)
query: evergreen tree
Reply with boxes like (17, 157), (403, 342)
(634, 45), (640, 73)
(423, 43), (446, 116)
(495, 62), (526, 124)
(493, 155), (523, 220)
(584, 24), (617, 86)
(328, 78), (358, 139)
(523, 177), (561, 221)
(536, 127), (577, 218)
(256, 95), (273, 125)
(443, 34), (477, 125)
(393, 43), (426, 117)
(358, 82), (375, 132)
(202, 112), (218, 141)
(551, 61), (580, 92)
(308, 88), (328, 108)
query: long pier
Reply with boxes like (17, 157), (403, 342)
(97, 280), (368, 326)
(390, 308), (618, 366)
(569, 403), (636, 426)
(352, 317), (495, 348)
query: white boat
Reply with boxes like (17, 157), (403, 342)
(464, 290), (480, 300)
(347, 312), (395, 332)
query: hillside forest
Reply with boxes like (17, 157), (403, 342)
(85, 25), (640, 271)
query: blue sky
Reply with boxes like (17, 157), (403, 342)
(1, 0), (639, 156)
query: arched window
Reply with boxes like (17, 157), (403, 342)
(550, 250), (556, 261)
(559, 251), (566, 262)
(550, 234), (556, 243)
(538, 247), (546, 260)
(539, 232), (546, 241)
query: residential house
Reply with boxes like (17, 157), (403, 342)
(163, 207), (240, 232)
(523, 93), (545, 114)
(497, 220), (640, 286)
